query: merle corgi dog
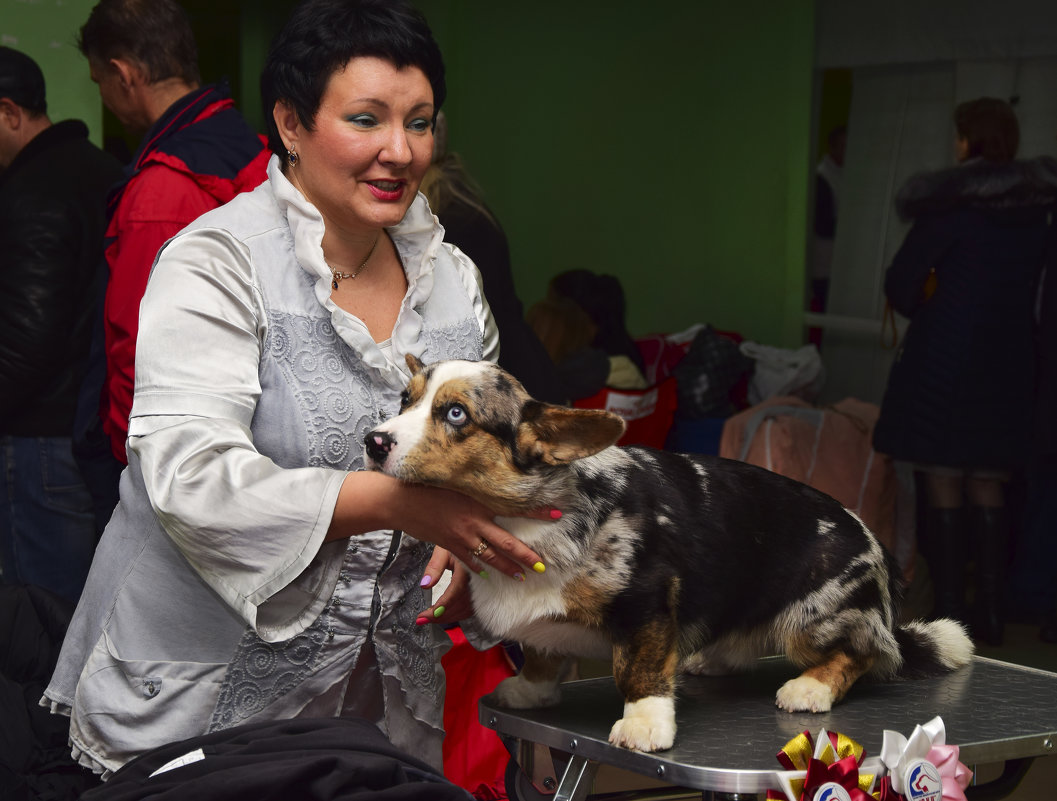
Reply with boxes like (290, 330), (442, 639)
(364, 356), (972, 753)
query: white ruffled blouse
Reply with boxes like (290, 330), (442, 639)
(42, 155), (498, 776)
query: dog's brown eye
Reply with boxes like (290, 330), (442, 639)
(445, 404), (469, 427)
(399, 391), (410, 409)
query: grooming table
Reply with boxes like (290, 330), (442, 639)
(480, 656), (1057, 800)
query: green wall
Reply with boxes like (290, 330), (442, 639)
(2, 0), (815, 348)
(420, 0), (815, 347)
(0, 0), (103, 144)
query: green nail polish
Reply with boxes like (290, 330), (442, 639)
(479, 570), (489, 578)
(532, 562), (546, 574)
(433, 605), (445, 618)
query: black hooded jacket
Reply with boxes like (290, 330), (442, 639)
(0, 120), (123, 436)
(873, 157), (1057, 470)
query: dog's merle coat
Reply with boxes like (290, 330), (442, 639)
(365, 358), (972, 752)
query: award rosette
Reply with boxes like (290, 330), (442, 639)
(878, 717), (972, 801)
(767, 729), (880, 801)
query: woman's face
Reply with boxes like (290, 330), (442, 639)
(282, 56), (435, 235)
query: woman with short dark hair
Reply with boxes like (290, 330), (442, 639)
(45, 0), (547, 777)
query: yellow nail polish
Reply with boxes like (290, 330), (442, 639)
(532, 562), (546, 574)
(433, 605), (445, 617)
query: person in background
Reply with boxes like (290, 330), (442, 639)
(1008, 201), (1057, 642)
(72, 0), (269, 533)
(0, 46), (124, 603)
(809, 124), (846, 314)
(44, 0), (547, 778)
(873, 97), (1057, 646)
(527, 270), (648, 401)
(420, 112), (566, 404)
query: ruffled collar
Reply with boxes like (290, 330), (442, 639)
(267, 155), (445, 390)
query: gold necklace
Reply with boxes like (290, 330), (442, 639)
(330, 235), (380, 290)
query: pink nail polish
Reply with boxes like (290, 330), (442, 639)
(550, 509), (562, 520)
(420, 576), (431, 587)
(416, 617), (429, 626)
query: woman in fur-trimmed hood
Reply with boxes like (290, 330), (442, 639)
(873, 97), (1057, 645)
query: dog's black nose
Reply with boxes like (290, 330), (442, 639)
(364, 430), (395, 464)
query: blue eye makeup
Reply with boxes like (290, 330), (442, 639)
(407, 117), (431, 133)
(346, 113), (378, 128)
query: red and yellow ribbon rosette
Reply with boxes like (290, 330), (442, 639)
(767, 728), (881, 801)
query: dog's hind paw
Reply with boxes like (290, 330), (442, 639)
(607, 697), (675, 752)
(487, 675), (562, 709)
(680, 650), (732, 676)
(775, 676), (834, 712)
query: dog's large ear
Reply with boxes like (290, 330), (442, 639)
(405, 353), (425, 375)
(517, 401), (626, 465)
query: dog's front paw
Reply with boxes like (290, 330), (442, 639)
(607, 697), (675, 752)
(775, 676), (834, 712)
(487, 675), (562, 709)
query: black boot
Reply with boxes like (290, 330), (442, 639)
(970, 506), (1008, 647)
(924, 507), (967, 622)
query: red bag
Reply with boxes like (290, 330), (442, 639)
(441, 627), (516, 799)
(573, 378), (679, 449)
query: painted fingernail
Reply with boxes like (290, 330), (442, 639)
(416, 617), (429, 626)
(550, 509), (562, 520)
(433, 605), (446, 618)
(479, 570), (489, 578)
(420, 576), (432, 587)
(532, 562), (546, 574)
(513, 572), (525, 582)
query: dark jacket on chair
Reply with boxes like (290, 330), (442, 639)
(78, 717), (471, 801)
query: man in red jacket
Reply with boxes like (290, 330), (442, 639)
(74, 0), (269, 533)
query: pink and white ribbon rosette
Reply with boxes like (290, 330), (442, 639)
(879, 716), (972, 801)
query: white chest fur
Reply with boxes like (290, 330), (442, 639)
(469, 517), (612, 659)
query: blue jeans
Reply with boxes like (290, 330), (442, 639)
(0, 435), (96, 603)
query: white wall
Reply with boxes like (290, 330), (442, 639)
(812, 1), (1057, 404)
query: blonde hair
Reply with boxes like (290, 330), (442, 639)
(420, 152), (498, 227)
(526, 295), (598, 364)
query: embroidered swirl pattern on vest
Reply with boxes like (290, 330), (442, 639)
(208, 611), (331, 731)
(209, 310), (482, 731)
(422, 316), (484, 363)
(270, 312), (382, 470)
(376, 537), (442, 702)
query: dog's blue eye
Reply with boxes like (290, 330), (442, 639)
(446, 404), (468, 427)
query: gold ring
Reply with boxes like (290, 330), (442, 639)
(470, 540), (490, 558)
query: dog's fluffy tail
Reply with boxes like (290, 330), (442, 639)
(893, 618), (974, 679)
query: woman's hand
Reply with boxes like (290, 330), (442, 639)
(330, 471), (559, 581)
(417, 551), (473, 625)
(397, 483), (555, 580)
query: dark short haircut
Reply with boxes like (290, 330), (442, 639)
(261, 0), (446, 159)
(0, 46), (46, 114)
(78, 0), (200, 86)
(954, 97), (1019, 163)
